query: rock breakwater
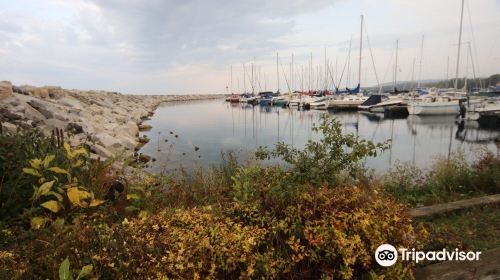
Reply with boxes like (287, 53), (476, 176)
(0, 81), (223, 159)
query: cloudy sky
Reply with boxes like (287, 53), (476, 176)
(1, 0), (499, 94)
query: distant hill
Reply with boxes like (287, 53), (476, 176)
(364, 74), (500, 92)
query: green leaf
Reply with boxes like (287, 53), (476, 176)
(67, 187), (90, 207)
(41, 200), (62, 213)
(48, 191), (64, 202)
(89, 199), (104, 207)
(31, 216), (46, 230)
(38, 180), (55, 197)
(29, 158), (42, 169)
(126, 194), (140, 200)
(76, 264), (93, 280)
(42, 154), (56, 168)
(54, 217), (65, 230)
(48, 167), (70, 175)
(59, 258), (72, 280)
(23, 168), (41, 177)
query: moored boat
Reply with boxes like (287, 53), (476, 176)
(408, 96), (459, 115)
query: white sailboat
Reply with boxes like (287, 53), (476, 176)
(328, 15), (367, 109)
(408, 0), (465, 115)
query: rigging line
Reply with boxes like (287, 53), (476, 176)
(279, 59), (292, 93)
(363, 19), (380, 90)
(327, 60), (339, 90)
(466, 0), (481, 83)
(337, 38), (352, 90)
(379, 44), (396, 94)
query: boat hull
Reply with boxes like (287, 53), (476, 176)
(408, 101), (459, 115)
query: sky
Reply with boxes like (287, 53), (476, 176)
(0, 0), (499, 94)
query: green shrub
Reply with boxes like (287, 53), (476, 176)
(2, 185), (425, 279)
(256, 114), (389, 187)
(383, 152), (500, 206)
(0, 129), (63, 220)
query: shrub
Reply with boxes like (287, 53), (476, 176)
(383, 152), (500, 206)
(2, 185), (425, 279)
(256, 114), (389, 187)
(0, 129), (63, 220)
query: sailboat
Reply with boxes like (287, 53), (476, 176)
(409, 1), (466, 115)
(328, 15), (368, 110)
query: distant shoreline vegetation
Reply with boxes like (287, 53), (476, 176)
(365, 74), (500, 92)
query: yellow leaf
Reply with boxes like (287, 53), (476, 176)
(126, 194), (140, 200)
(31, 216), (46, 230)
(47, 191), (64, 202)
(72, 147), (88, 158)
(29, 158), (42, 169)
(89, 199), (105, 207)
(64, 143), (71, 157)
(41, 200), (62, 213)
(42, 154), (55, 168)
(48, 167), (69, 175)
(72, 160), (83, 168)
(23, 168), (41, 177)
(139, 210), (148, 220)
(76, 264), (93, 280)
(67, 187), (90, 207)
(37, 180), (55, 197)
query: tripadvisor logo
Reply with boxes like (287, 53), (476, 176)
(375, 244), (482, 267)
(375, 244), (398, 267)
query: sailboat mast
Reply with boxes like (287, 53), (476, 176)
(446, 56), (450, 87)
(251, 60), (254, 94)
(230, 65), (233, 94)
(417, 35), (424, 88)
(358, 15), (364, 87)
(309, 52), (312, 92)
(276, 52), (280, 93)
(455, 0), (465, 90)
(324, 47), (327, 90)
(411, 57), (416, 88)
(290, 53), (295, 92)
(243, 63), (246, 93)
(394, 40), (399, 90)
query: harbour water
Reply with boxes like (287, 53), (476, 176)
(139, 99), (500, 174)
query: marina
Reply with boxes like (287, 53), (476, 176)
(139, 98), (500, 173)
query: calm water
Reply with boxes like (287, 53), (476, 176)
(139, 99), (500, 174)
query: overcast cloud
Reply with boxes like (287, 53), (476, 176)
(0, 0), (499, 94)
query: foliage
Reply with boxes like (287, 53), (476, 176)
(256, 114), (389, 187)
(0, 129), (63, 220)
(418, 204), (500, 253)
(1, 186), (425, 279)
(22, 143), (104, 228)
(383, 152), (500, 206)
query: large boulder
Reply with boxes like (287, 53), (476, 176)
(0, 108), (22, 122)
(27, 100), (55, 119)
(92, 133), (123, 150)
(0, 81), (13, 101)
(32, 88), (49, 99)
(58, 97), (84, 110)
(1, 122), (17, 134)
(46, 87), (66, 99)
(24, 104), (47, 122)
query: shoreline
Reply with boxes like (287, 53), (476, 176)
(0, 80), (224, 159)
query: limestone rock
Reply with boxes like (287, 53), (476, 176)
(90, 144), (112, 158)
(1, 122), (17, 134)
(0, 81), (13, 101)
(27, 100), (54, 119)
(24, 104), (47, 122)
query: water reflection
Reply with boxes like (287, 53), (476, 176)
(139, 99), (499, 174)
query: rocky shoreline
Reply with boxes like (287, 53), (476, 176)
(0, 80), (223, 159)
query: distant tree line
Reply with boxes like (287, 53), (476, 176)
(368, 74), (500, 92)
